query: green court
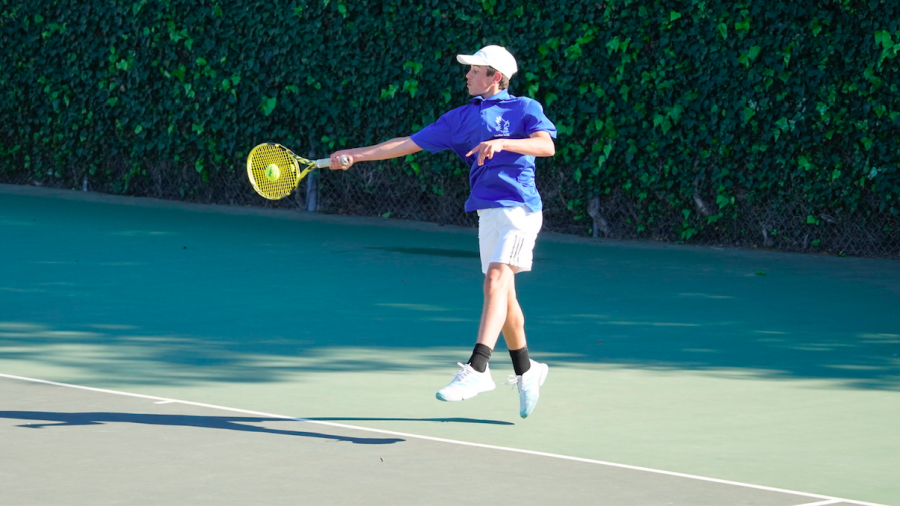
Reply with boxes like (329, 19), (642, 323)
(1, 184), (898, 505)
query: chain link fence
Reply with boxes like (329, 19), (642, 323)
(2, 158), (898, 258)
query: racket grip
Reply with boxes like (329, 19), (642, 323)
(315, 155), (350, 168)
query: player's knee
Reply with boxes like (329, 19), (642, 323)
(482, 276), (500, 296)
(483, 266), (511, 295)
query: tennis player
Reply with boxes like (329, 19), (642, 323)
(328, 45), (557, 418)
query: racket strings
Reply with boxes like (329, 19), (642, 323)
(248, 145), (300, 199)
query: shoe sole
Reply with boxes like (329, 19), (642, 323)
(436, 384), (496, 402)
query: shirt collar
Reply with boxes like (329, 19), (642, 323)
(470, 89), (512, 104)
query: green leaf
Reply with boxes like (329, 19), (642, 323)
(380, 84), (399, 100)
(748, 45), (761, 61)
(606, 36), (621, 54)
(875, 30), (893, 50)
(545, 92), (558, 107)
(5, 0), (895, 257)
(403, 79), (419, 98)
(403, 61), (423, 75)
(743, 107), (756, 122)
(261, 96), (277, 116)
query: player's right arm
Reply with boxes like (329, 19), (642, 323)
(329, 137), (422, 170)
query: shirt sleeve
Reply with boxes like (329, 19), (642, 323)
(522, 99), (557, 139)
(410, 112), (454, 154)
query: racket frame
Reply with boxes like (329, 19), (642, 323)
(246, 142), (346, 200)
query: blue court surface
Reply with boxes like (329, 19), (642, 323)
(1, 184), (898, 505)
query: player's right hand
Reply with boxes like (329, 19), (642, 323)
(329, 151), (354, 170)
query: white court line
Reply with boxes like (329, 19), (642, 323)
(0, 372), (889, 506)
(791, 499), (844, 506)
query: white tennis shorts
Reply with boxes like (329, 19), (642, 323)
(477, 206), (543, 274)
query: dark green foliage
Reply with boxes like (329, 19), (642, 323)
(1, 0), (898, 255)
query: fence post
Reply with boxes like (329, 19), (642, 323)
(305, 170), (318, 211)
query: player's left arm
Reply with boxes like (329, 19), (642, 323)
(465, 131), (555, 166)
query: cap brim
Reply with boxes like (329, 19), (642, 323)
(457, 54), (490, 67)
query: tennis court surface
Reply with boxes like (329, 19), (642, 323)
(1, 184), (898, 505)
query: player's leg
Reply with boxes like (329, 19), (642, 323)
(435, 210), (502, 402)
(489, 207), (547, 417)
(436, 206), (548, 413)
(501, 273), (526, 351)
(435, 262), (515, 402)
(496, 269), (548, 417)
(475, 262), (517, 350)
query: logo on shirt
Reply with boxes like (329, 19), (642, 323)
(494, 116), (511, 137)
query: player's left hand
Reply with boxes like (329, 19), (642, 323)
(466, 139), (506, 166)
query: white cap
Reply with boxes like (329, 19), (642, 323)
(457, 45), (518, 78)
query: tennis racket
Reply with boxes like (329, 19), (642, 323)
(246, 143), (348, 200)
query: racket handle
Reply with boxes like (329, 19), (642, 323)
(315, 155), (350, 168)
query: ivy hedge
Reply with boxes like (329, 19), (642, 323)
(2, 0), (898, 255)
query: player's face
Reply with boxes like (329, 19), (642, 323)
(465, 65), (497, 97)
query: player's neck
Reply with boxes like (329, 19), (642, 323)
(480, 86), (504, 99)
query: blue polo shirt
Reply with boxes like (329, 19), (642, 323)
(410, 90), (557, 212)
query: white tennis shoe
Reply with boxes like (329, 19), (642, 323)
(436, 362), (496, 401)
(505, 359), (549, 418)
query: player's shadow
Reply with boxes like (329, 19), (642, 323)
(304, 417), (513, 425)
(0, 411), (406, 445)
(368, 246), (480, 258)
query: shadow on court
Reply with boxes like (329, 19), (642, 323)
(367, 246), (480, 258)
(0, 317), (897, 390)
(1, 188), (898, 392)
(0, 410), (405, 444)
(0, 411), (511, 438)
(1, 378), (838, 506)
(2, 187), (899, 504)
(305, 416), (513, 425)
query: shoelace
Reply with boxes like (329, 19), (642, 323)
(502, 374), (520, 389)
(453, 362), (472, 380)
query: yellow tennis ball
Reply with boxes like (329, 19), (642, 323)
(265, 164), (280, 182)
